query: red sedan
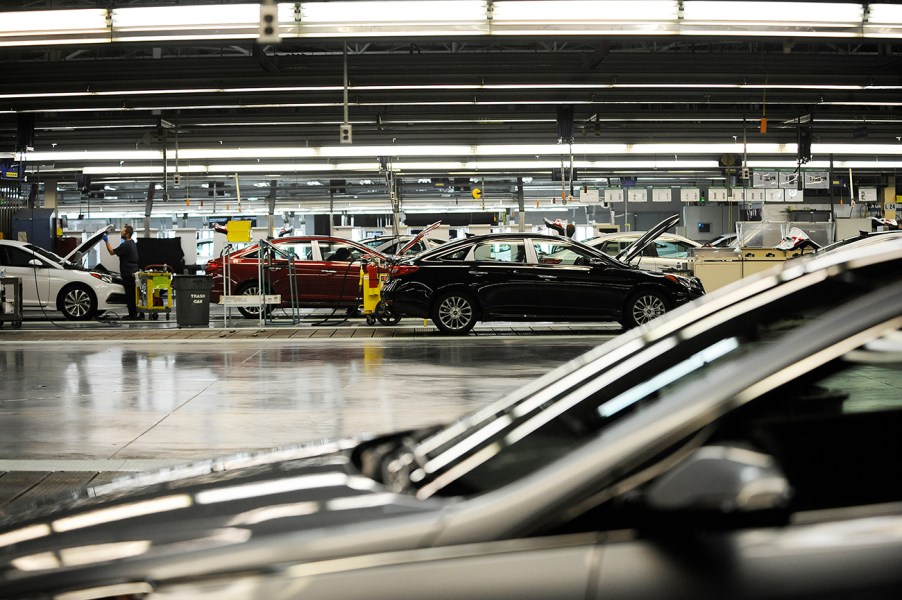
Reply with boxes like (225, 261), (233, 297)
(205, 236), (390, 318)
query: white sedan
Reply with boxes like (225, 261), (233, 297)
(0, 230), (127, 320)
(582, 230), (701, 272)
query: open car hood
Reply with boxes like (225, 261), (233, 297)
(64, 225), (115, 265)
(397, 220), (441, 256)
(616, 214), (680, 265)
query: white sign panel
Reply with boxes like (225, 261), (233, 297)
(753, 171), (779, 188)
(579, 188), (600, 203)
(778, 171), (801, 189)
(746, 189), (767, 202)
(730, 188), (745, 203)
(765, 189), (785, 203)
(627, 188), (647, 203)
(602, 188), (622, 204)
(784, 189), (805, 204)
(652, 188), (672, 203)
(680, 187), (701, 203)
(708, 187), (729, 202)
(804, 171), (829, 189)
(858, 188), (878, 203)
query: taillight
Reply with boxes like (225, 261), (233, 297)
(390, 264), (419, 278)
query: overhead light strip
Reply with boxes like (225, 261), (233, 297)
(24, 142), (902, 165)
(0, 2), (901, 46)
(5, 81), (901, 102)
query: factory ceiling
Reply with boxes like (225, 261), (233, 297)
(1, 1), (901, 213)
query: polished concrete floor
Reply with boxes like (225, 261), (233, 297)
(0, 312), (617, 499)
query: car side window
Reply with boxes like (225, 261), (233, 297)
(656, 241), (690, 259)
(430, 246), (470, 262)
(472, 241), (526, 263)
(6, 247), (39, 267)
(281, 242), (315, 261)
(532, 241), (594, 266)
(319, 242), (360, 262)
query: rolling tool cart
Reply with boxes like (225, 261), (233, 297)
(359, 259), (400, 326)
(0, 275), (23, 329)
(136, 265), (173, 320)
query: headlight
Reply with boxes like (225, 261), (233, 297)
(90, 272), (113, 284)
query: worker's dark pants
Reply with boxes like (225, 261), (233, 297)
(123, 270), (137, 317)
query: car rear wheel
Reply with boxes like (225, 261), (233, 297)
(59, 284), (98, 320)
(235, 281), (272, 319)
(624, 290), (668, 328)
(431, 291), (477, 335)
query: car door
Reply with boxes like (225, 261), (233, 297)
(465, 239), (536, 317)
(529, 239), (624, 318)
(268, 240), (319, 305)
(0, 245), (52, 308)
(311, 240), (369, 305)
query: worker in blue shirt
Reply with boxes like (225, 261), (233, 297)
(103, 224), (141, 320)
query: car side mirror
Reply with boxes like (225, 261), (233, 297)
(28, 259), (45, 268)
(587, 257), (607, 269)
(645, 444), (791, 514)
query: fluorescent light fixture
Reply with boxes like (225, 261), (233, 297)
(21, 151), (160, 162)
(112, 5), (257, 29)
(865, 3), (902, 37)
(492, 1), (678, 22)
(682, 1), (862, 24)
(178, 148), (317, 160)
(0, 9), (107, 33)
(300, 1), (486, 23)
(0, 9), (109, 47)
(868, 3), (902, 24)
(491, 0), (679, 35)
(681, 1), (864, 37)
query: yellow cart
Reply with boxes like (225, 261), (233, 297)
(359, 260), (400, 326)
(136, 265), (173, 321)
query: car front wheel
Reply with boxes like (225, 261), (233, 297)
(624, 290), (668, 328)
(59, 284), (98, 320)
(431, 291), (477, 335)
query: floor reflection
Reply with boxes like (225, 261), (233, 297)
(0, 338), (606, 462)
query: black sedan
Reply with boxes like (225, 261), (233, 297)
(381, 230), (704, 334)
(2, 241), (902, 599)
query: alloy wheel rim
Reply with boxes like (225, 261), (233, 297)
(633, 295), (665, 324)
(65, 289), (90, 317)
(439, 296), (472, 330)
(243, 286), (262, 315)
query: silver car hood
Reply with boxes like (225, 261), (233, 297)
(616, 213), (680, 264)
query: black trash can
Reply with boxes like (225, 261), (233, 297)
(171, 275), (213, 327)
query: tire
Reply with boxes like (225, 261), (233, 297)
(59, 284), (98, 321)
(624, 290), (669, 328)
(235, 281), (271, 319)
(375, 301), (402, 326)
(431, 291), (478, 335)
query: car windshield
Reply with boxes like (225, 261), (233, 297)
(389, 246), (902, 498)
(25, 243), (67, 266)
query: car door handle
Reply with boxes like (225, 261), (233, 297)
(538, 274), (557, 280)
(468, 270), (488, 276)
(322, 269), (337, 274)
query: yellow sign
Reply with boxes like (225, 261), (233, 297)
(471, 188), (482, 200)
(226, 220), (252, 243)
